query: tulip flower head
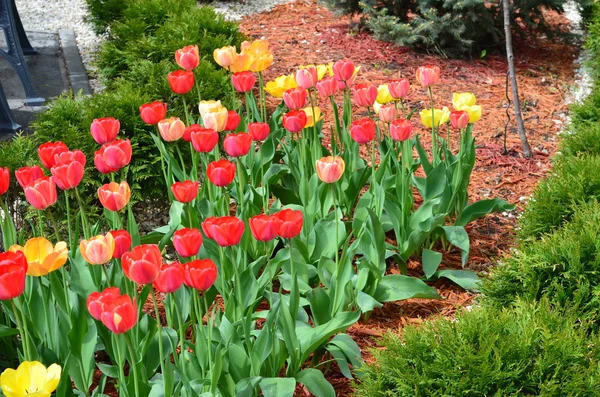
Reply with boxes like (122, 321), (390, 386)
(15, 166), (44, 189)
(332, 60), (356, 86)
(158, 117), (186, 142)
(265, 74), (298, 98)
(283, 87), (307, 110)
(225, 110), (241, 131)
(183, 259), (218, 291)
(9, 237), (67, 277)
(87, 287), (121, 321)
(0, 251), (27, 300)
(190, 127), (219, 153)
(249, 214), (283, 242)
(175, 45), (200, 70)
(231, 71), (256, 93)
(24, 176), (58, 210)
(452, 92), (477, 109)
(213, 46), (237, 69)
(202, 106), (228, 132)
(241, 39), (274, 72)
(139, 101), (167, 125)
(316, 77), (339, 97)
(99, 292), (138, 334)
(0, 167), (9, 196)
(295, 66), (319, 89)
(224, 133), (252, 157)
(276, 209), (303, 239)
(416, 65), (441, 87)
(171, 180), (199, 203)
(352, 83), (378, 107)
(390, 118), (413, 141)
(109, 230), (132, 259)
(350, 118), (377, 144)
(168, 70), (195, 95)
(38, 141), (68, 169)
(154, 262), (185, 294)
(450, 110), (470, 129)
(121, 244), (162, 285)
(98, 181), (131, 212)
(376, 84), (394, 104)
(201, 216), (245, 247)
(316, 156), (345, 184)
(420, 107), (450, 129)
(206, 159), (236, 187)
(303, 106), (323, 128)
(198, 100), (223, 118)
(80, 233), (115, 265)
(375, 103), (397, 123)
(248, 122), (270, 141)
(172, 228), (203, 257)
(90, 117), (120, 145)
(50, 150), (86, 190)
(94, 139), (132, 174)
(388, 78), (410, 99)
(0, 361), (61, 397)
(282, 110), (307, 133)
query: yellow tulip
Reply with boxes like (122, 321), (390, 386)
(264, 74), (298, 98)
(80, 233), (115, 265)
(376, 84), (394, 104)
(452, 92), (477, 110)
(9, 238), (68, 277)
(463, 105), (482, 123)
(420, 107), (450, 128)
(0, 361), (61, 397)
(303, 106), (323, 128)
(213, 46), (237, 69)
(202, 106), (229, 132)
(198, 100), (222, 118)
(229, 52), (253, 73)
(250, 52), (274, 73)
(237, 40), (273, 73)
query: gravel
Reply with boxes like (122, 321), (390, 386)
(211, 0), (295, 21)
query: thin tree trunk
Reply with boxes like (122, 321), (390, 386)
(503, 0), (532, 158)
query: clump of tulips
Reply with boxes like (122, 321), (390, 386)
(0, 37), (513, 397)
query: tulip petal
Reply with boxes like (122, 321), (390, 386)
(0, 368), (22, 397)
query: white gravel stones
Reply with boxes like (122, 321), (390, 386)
(211, 0), (295, 21)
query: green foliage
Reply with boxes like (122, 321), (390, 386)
(84, 0), (128, 34)
(483, 200), (600, 320)
(354, 301), (600, 397)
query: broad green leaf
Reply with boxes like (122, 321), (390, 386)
(442, 226), (470, 265)
(295, 368), (335, 397)
(436, 269), (481, 291)
(373, 275), (440, 302)
(259, 377), (296, 397)
(454, 198), (516, 226)
(422, 249), (443, 279)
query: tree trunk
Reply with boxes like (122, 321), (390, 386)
(502, 0), (532, 158)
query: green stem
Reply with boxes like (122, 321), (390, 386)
(173, 300), (186, 364)
(64, 192), (73, 251)
(370, 139), (377, 212)
(329, 96), (341, 155)
(236, 158), (245, 216)
(331, 184), (339, 267)
(194, 72), (202, 105)
(37, 211), (44, 237)
(428, 87), (439, 166)
(47, 210), (61, 242)
(152, 293), (170, 397)
(74, 187), (90, 239)
(114, 335), (127, 397)
(201, 291), (215, 395)
(60, 267), (71, 319)
(11, 299), (30, 361)
(244, 92), (253, 123)
(176, 145), (187, 180)
(257, 72), (266, 122)
(125, 332), (141, 397)
(181, 96), (193, 126)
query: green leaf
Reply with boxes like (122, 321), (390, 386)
(295, 368), (335, 397)
(373, 275), (440, 302)
(259, 377), (296, 397)
(442, 226), (470, 265)
(454, 198), (515, 227)
(356, 291), (383, 313)
(436, 269), (481, 291)
(422, 249), (443, 279)
(422, 163), (447, 200)
(0, 324), (18, 337)
(96, 363), (120, 378)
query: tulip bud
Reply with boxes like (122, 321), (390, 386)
(202, 106), (228, 132)
(352, 84), (378, 107)
(283, 87), (307, 110)
(94, 139), (132, 174)
(15, 166), (44, 189)
(201, 216), (245, 247)
(183, 259), (218, 291)
(316, 77), (339, 97)
(99, 293), (138, 334)
(121, 244), (162, 285)
(231, 71), (256, 93)
(168, 70), (195, 95)
(206, 159), (236, 187)
(171, 180), (199, 203)
(24, 176), (57, 210)
(315, 156), (345, 184)
(332, 60), (355, 83)
(109, 230), (132, 259)
(198, 100), (222, 118)
(139, 101), (167, 125)
(51, 154), (85, 190)
(0, 251), (27, 300)
(172, 228), (203, 257)
(282, 110), (307, 133)
(225, 110), (241, 131)
(377, 104), (397, 123)
(9, 237), (68, 277)
(153, 262), (185, 293)
(295, 66), (318, 89)
(450, 110), (470, 129)
(38, 142), (68, 169)
(275, 209), (303, 239)
(90, 117), (120, 145)
(158, 117), (186, 142)
(87, 287), (120, 321)
(224, 133), (252, 157)
(390, 118), (412, 141)
(190, 128), (219, 153)
(98, 181), (131, 212)
(388, 78), (410, 99)
(349, 118), (376, 144)
(416, 65), (441, 87)
(376, 84), (394, 104)
(175, 45), (200, 70)
(213, 46), (237, 69)
(249, 214), (282, 242)
(248, 122), (270, 141)
(80, 233), (115, 265)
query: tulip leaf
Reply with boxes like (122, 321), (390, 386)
(259, 377), (296, 397)
(454, 198), (515, 227)
(356, 291), (383, 313)
(422, 249), (443, 279)
(414, 135), (433, 175)
(373, 274), (440, 302)
(436, 269), (481, 292)
(295, 368), (335, 397)
(441, 226), (470, 265)
(235, 377), (262, 397)
(0, 324), (18, 337)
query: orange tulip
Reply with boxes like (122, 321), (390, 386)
(416, 65), (441, 87)
(98, 181), (131, 212)
(213, 46), (237, 69)
(80, 233), (115, 265)
(9, 237), (68, 277)
(315, 156), (345, 184)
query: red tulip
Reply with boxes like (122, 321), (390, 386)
(388, 79), (410, 99)
(206, 159), (236, 187)
(171, 180), (199, 203)
(224, 133), (252, 157)
(248, 122), (270, 141)
(38, 142), (68, 169)
(140, 101), (168, 125)
(168, 70), (195, 95)
(99, 293), (138, 334)
(15, 166), (44, 189)
(183, 123), (201, 142)
(282, 110), (307, 133)
(121, 244), (162, 284)
(87, 287), (120, 321)
(90, 117), (120, 145)
(183, 259), (218, 291)
(249, 214), (282, 241)
(172, 228), (203, 257)
(283, 88), (307, 110)
(275, 209), (303, 239)
(416, 65), (441, 87)
(190, 127), (219, 153)
(450, 110), (470, 130)
(231, 71), (256, 93)
(98, 181), (131, 212)
(153, 262), (185, 293)
(352, 84), (378, 107)
(175, 45), (200, 70)
(51, 150), (86, 190)
(390, 119), (412, 141)
(24, 176), (57, 210)
(225, 110), (241, 131)
(316, 77), (339, 97)
(295, 66), (318, 89)
(0, 167), (9, 196)
(332, 60), (355, 83)
(0, 251), (27, 300)
(109, 230), (132, 259)
(158, 117), (185, 142)
(94, 139), (132, 174)
(201, 216), (244, 247)
(350, 118), (376, 144)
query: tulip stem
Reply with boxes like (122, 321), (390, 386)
(47, 210), (61, 242)
(244, 92), (253, 123)
(74, 187), (90, 239)
(11, 298), (31, 361)
(151, 293), (170, 397)
(36, 211), (44, 237)
(173, 300), (186, 364)
(202, 291), (215, 394)
(175, 145), (187, 180)
(102, 265), (111, 287)
(194, 73), (202, 106)
(257, 72), (267, 122)
(370, 140), (378, 214)
(428, 87), (439, 166)
(308, 90), (319, 168)
(329, 96), (341, 155)
(114, 334), (127, 396)
(181, 96), (193, 126)
(125, 332), (141, 397)
(236, 158), (245, 216)
(65, 192), (74, 253)
(331, 184), (339, 267)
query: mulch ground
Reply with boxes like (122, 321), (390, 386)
(237, 1), (579, 395)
